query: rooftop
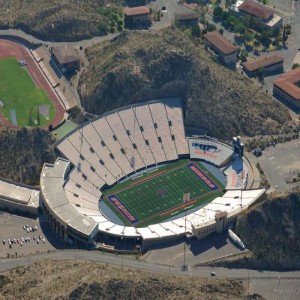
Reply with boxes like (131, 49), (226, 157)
(52, 44), (80, 65)
(41, 158), (98, 236)
(242, 52), (284, 72)
(274, 67), (300, 101)
(0, 179), (39, 207)
(204, 31), (237, 55)
(124, 6), (150, 17)
(238, 0), (274, 20)
(175, 12), (199, 21)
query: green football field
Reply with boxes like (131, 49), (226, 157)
(0, 58), (55, 127)
(103, 160), (225, 227)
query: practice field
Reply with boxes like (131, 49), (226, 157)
(0, 58), (55, 127)
(102, 160), (225, 227)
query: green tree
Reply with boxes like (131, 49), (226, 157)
(206, 23), (217, 32)
(292, 63), (300, 70)
(253, 40), (260, 52)
(213, 6), (223, 20)
(239, 49), (248, 62)
(234, 22), (246, 35)
(192, 24), (201, 38)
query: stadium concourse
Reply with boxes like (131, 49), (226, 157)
(40, 98), (265, 251)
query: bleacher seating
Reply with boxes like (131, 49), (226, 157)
(164, 98), (189, 155)
(57, 99), (189, 190)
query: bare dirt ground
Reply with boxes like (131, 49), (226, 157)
(0, 259), (263, 300)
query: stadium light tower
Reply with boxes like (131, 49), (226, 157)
(182, 193), (190, 271)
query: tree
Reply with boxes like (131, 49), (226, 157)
(239, 49), (248, 62)
(244, 32), (253, 45)
(253, 40), (260, 52)
(192, 24), (201, 38)
(292, 63), (300, 69)
(225, 0), (237, 8)
(213, 6), (223, 21)
(234, 22), (246, 35)
(206, 23), (217, 32)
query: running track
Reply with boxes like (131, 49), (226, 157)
(0, 39), (65, 129)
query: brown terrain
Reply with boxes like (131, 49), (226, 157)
(0, 0), (124, 41)
(78, 29), (294, 140)
(0, 260), (265, 300)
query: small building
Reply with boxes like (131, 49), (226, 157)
(124, 6), (150, 26)
(273, 67), (300, 109)
(51, 44), (80, 73)
(0, 179), (39, 216)
(234, 0), (282, 31)
(204, 31), (237, 68)
(242, 52), (284, 77)
(175, 12), (199, 27)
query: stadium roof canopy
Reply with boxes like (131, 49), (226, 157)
(40, 158), (98, 237)
(0, 179), (39, 208)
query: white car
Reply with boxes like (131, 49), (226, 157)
(42, 238), (46, 243)
(34, 226), (38, 231)
(26, 228), (29, 233)
(21, 237), (24, 243)
(29, 227), (32, 232)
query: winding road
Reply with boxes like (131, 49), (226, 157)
(1, 249), (300, 280)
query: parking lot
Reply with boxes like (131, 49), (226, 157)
(143, 232), (244, 267)
(0, 212), (56, 258)
(249, 138), (300, 192)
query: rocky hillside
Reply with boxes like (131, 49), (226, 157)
(0, 260), (264, 299)
(78, 29), (293, 139)
(221, 192), (300, 270)
(0, 0), (124, 41)
(0, 127), (55, 185)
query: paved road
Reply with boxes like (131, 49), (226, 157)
(149, 0), (192, 30)
(1, 249), (300, 280)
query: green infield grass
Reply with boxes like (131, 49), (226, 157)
(0, 58), (55, 127)
(102, 160), (225, 227)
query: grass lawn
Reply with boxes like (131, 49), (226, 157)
(0, 58), (55, 127)
(102, 160), (225, 227)
(52, 119), (79, 141)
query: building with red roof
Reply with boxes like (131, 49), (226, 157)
(203, 31), (237, 68)
(231, 0), (282, 31)
(242, 52), (284, 77)
(273, 67), (300, 109)
(124, 6), (150, 26)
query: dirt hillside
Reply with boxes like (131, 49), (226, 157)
(78, 29), (293, 139)
(0, 260), (265, 300)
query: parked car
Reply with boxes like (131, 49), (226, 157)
(42, 238), (46, 243)
(2, 240), (5, 245)
(34, 226), (38, 231)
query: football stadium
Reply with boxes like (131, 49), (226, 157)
(40, 98), (265, 251)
